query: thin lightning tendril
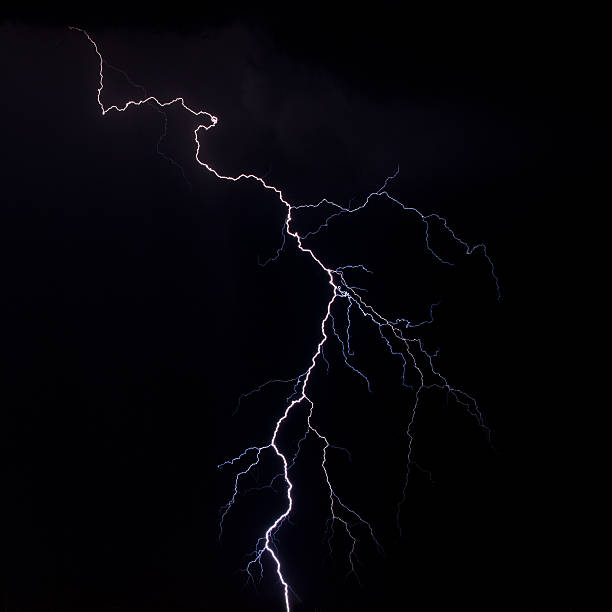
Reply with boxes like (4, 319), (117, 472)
(71, 26), (500, 612)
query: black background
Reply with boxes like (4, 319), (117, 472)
(1, 5), (599, 611)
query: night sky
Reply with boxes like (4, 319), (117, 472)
(1, 7), (598, 611)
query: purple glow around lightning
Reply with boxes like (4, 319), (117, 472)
(71, 27), (500, 612)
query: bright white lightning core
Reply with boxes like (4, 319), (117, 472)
(71, 26), (500, 612)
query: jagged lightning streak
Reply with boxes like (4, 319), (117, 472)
(71, 26), (500, 611)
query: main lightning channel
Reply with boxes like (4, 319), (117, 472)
(72, 27), (499, 612)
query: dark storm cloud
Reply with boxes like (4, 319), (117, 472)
(0, 11), (575, 223)
(50, 16), (553, 227)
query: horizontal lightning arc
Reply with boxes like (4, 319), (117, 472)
(71, 25), (499, 612)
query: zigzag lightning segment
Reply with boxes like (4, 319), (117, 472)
(71, 26), (499, 612)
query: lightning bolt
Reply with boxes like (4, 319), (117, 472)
(71, 26), (500, 611)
